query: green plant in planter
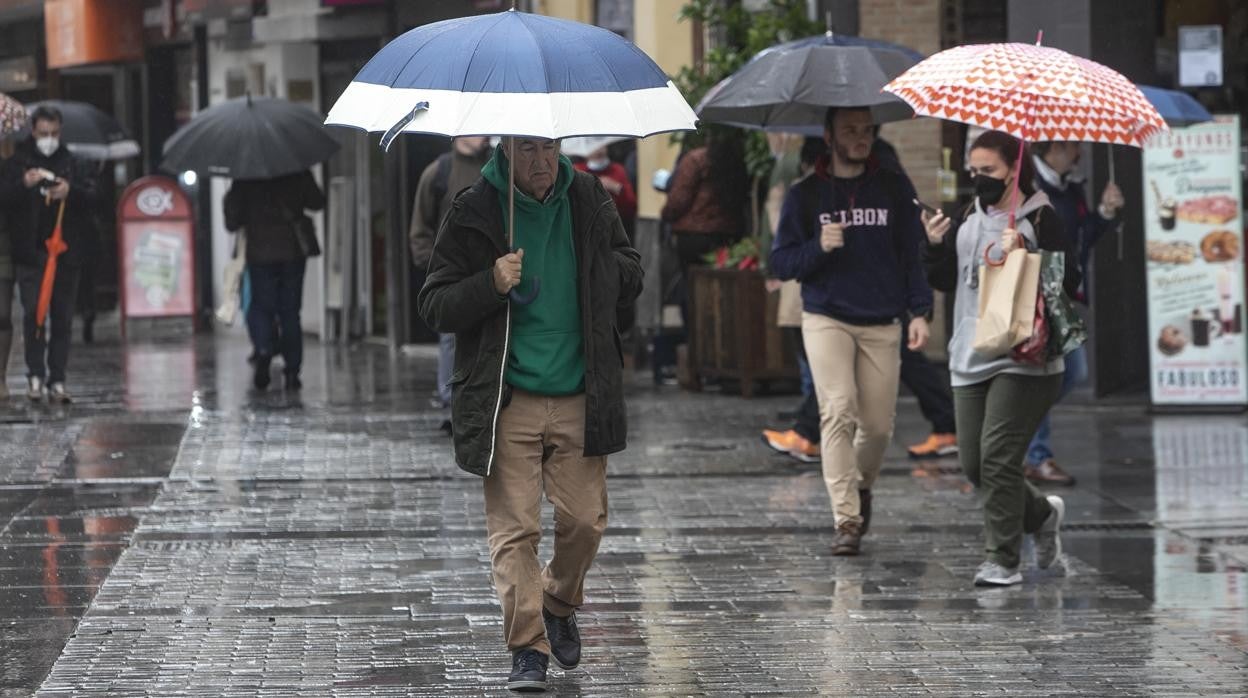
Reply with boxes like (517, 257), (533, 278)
(673, 0), (821, 241)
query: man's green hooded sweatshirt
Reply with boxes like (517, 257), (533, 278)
(481, 148), (585, 396)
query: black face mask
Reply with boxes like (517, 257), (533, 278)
(973, 174), (1007, 206)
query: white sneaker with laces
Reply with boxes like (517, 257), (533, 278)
(974, 560), (1022, 587)
(1034, 495), (1064, 569)
(27, 376), (44, 401)
(49, 382), (72, 404)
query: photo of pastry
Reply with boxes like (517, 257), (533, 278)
(1157, 324), (1187, 356)
(1147, 240), (1197, 265)
(1200, 230), (1240, 262)
(1177, 195), (1239, 225)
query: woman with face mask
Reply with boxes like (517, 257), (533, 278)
(922, 130), (1080, 587)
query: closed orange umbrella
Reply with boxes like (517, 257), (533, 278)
(36, 199), (68, 339)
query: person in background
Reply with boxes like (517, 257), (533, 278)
(0, 142), (16, 397)
(923, 130), (1077, 587)
(75, 161), (108, 344)
(224, 169), (325, 392)
(658, 131), (749, 385)
(770, 107), (932, 557)
(871, 133), (960, 459)
(762, 135), (824, 463)
(660, 131), (749, 266)
(574, 144), (636, 239)
(410, 136), (492, 434)
(1023, 141), (1124, 485)
(0, 105), (97, 403)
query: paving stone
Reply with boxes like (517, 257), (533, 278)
(0, 334), (1243, 695)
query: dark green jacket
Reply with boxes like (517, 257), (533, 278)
(418, 170), (644, 477)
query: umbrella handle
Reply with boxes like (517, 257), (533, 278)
(1006, 134), (1026, 230)
(509, 277), (541, 305)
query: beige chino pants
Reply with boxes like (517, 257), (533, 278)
(483, 388), (608, 655)
(801, 312), (901, 526)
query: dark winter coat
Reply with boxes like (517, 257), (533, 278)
(0, 139), (99, 269)
(223, 170), (325, 265)
(659, 147), (744, 237)
(417, 171), (644, 477)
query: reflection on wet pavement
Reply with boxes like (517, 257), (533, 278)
(0, 333), (1243, 695)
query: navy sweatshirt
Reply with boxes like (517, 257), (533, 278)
(770, 165), (932, 325)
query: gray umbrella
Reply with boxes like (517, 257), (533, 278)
(21, 100), (140, 160)
(697, 33), (923, 133)
(161, 95), (340, 179)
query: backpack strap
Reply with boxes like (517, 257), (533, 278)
(431, 152), (454, 205)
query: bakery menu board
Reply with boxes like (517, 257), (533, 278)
(1144, 116), (1246, 406)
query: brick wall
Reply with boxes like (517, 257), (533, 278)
(859, 0), (949, 355)
(860, 0), (943, 207)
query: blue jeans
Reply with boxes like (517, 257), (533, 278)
(1026, 344), (1088, 465)
(246, 259), (306, 376)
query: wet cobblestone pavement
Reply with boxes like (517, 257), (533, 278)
(1, 330), (1246, 696)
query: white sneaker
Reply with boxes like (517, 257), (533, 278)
(1035, 495), (1064, 569)
(48, 382), (72, 405)
(26, 376), (44, 401)
(974, 560), (1022, 587)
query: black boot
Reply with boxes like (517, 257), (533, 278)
(543, 607), (581, 670)
(507, 649), (548, 692)
(253, 355), (272, 390)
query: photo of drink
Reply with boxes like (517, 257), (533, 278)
(1191, 308), (1219, 347)
(1152, 181), (1176, 230)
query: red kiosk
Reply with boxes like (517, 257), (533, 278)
(116, 176), (197, 336)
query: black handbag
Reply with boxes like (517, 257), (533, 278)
(293, 215), (321, 258)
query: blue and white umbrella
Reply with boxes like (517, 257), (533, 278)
(327, 9), (696, 304)
(325, 9), (698, 147)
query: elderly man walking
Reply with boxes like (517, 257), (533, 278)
(418, 136), (642, 693)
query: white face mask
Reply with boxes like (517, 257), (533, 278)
(587, 157), (610, 172)
(36, 136), (59, 157)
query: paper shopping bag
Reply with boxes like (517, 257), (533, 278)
(973, 247), (1040, 357)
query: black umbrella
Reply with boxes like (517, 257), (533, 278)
(161, 96), (340, 179)
(696, 33), (923, 133)
(22, 100), (139, 160)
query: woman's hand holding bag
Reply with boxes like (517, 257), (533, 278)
(972, 229), (1042, 357)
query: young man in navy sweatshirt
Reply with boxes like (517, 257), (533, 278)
(770, 107), (933, 556)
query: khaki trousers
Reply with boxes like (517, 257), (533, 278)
(802, 313), (901, 526)
(483, 389), (608, 655)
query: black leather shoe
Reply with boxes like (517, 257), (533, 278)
(507, 649), (548, 692)
(285, 373), (302, 391)
(543, 607), (581, 670)
(253, 355), (272, 391)
(859, 489), (872, 536)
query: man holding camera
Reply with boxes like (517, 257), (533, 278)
(0, 105), (97, 403)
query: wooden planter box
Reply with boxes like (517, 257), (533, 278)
(687, 267), (799, 397)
